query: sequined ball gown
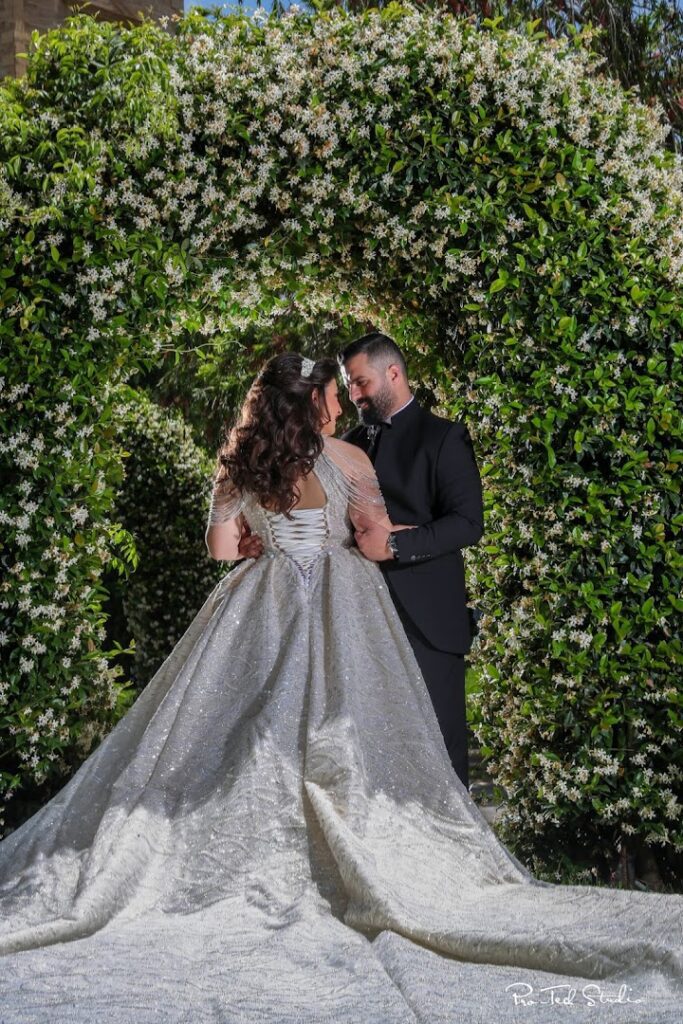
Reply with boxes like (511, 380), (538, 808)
(0, 436), (681, 1023)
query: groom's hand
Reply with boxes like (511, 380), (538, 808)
(238, 521), (264, 559)
(355, 523), (393, 562)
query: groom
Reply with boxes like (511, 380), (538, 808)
(339, 333), (484, 791)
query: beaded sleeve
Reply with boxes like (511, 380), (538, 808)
(206, 474), (245, 527)
(323, 437), (392, 529)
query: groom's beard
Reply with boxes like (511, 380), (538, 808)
(355, 385), (394, 425)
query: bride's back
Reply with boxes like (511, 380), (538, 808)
(238, 437), (389, 586)
(277, 470), (327, 512)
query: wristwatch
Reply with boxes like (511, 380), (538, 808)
(386, 532), (400, 561)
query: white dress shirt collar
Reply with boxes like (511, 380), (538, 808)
(384, 395), (415, 425)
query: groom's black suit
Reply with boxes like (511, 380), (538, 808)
(343, 398), (484, 788)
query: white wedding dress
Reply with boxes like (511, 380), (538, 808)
(0, 437), (680, 1023)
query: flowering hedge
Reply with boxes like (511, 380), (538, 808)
(1, 4), (681, 881)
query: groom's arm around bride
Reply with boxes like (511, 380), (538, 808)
(352, 419), (483, 565)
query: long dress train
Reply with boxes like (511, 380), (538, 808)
(1, 436), (680, 1023)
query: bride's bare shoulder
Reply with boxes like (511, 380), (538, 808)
(323, 436), (374, 472)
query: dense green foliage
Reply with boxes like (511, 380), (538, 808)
(333, 0), (683, 151)
(1, 5), (680, 885)
(105, 391), (224, 687)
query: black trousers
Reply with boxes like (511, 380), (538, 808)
(395, 605), (469, 791)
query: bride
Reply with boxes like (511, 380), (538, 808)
(0, 352), (680, 1023)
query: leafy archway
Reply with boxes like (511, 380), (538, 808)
(1, 4), (681, 880)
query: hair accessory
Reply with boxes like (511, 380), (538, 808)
(300, 356), (315, 379)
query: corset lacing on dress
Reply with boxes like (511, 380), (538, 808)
(265, 506), (335, 586)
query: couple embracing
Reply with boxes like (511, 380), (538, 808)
(225, 330), (484, 792)
(3, 329), (680, 1024)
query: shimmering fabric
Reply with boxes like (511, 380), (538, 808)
(1, 439), (681, 1023)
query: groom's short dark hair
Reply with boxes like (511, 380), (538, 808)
(339, 332), (408, 378)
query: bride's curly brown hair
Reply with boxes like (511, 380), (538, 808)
(215, 352), (340, 516)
